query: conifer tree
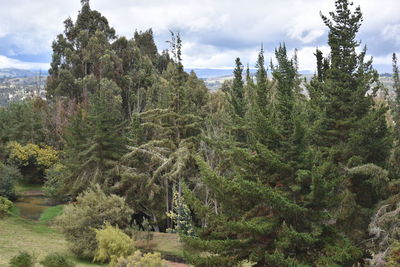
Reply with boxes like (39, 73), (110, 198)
(228, 58), (246, 118)
(61, 79), (127, 196)
(312, 0), (390, 166)
(308, 0), (391, 245)
(388, 53), (400, 178)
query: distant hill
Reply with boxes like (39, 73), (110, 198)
(185, 68), (238, 79)
(202, 72), (395, 92)
(0, 69), (47, 106)
(0, 68), (47, 79)
(188, 68), (315, 80)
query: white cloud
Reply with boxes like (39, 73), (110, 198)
(0, 0), (398, 70)
(0, 55), (49, 70)
(382, 24), (400, 44)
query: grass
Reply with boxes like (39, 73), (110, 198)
(153, 232), (185, 258)
(39, 205), (64, 224)
(2, 182), (187, 266)
(0, 205), (104, 267)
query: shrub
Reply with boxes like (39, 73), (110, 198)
(387, 241), (400, 266)
(40, 253), (75, 267)
(0, 196), (13, 218)
(116, 251), (170, 267)
(56, 185), (133, 259)
(6, 141), (58, 183)
(166, 189), (194, 237)
(9, 251), (36, 267)
(43, 163), (68, 202)
(7, 141), (59, 169)
(94, 222), (135, 266)
(0, 162), (20, 200)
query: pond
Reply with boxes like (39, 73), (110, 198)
(15, 195), (52, 220)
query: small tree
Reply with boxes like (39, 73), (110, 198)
(9, 251), (36, 267)
(116, 251), (170, 267)
(56, 185), (133, 259)
(94, 222), (135, 266)
(166, 188), (194, 237)
(0, 162), (20, 200)
(40, 253), (75, 267)
(0, 196), (13, 218)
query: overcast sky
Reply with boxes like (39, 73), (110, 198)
(0, 0), (399, 73)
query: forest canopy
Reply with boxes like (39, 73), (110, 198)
(1, 0), (400, 266)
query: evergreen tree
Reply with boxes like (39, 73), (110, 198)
(61, 79), (127, 196)
(47, 0), (116, 100)
(227, 58), (246, 118)
(308, 0), (391, 245)
(312, 0), (390, 166)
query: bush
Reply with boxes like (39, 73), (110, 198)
(6, 141), (58, 183)
(9, 251), (36, 267)
(40, 253), (75, 267)
(116, 251), (170, 267)
(56, 185), (133, 259)
(387, 241), (400, 266)
(94, 222), (135, 266)
(0, 162), (20, 200)
(43, 163), (68, 202)
(0, 196), (13, 218)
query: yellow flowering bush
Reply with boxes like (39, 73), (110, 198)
(94, 223), (135, 266)
(7, 141), (58, 169)
(116, 251), (170, 267)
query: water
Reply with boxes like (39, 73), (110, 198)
(15, 195), (51, 220)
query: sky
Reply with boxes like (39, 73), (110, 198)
(0, 0), (399, 73)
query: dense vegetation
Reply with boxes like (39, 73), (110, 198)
(1, 0), (400, 266)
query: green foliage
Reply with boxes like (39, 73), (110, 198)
(4, 0), (397, 266)
(40, 253), (75, 267)
(60, 79), (127, 196)
(116, 251), (170, 267)
(0, 196), (13, 218)
(56, 185), (133, 259)
(0, 162), (20, 200)
(226, 57), (246, 118)
(6, 141), (58, 183)
(94, 222), (135, 266)
(0, 98), (46, 145)
(387, 241), (400, 266)
(9, 251), (36, 267)
(366, 196), (400, 265)
(166, 189), (194, 236)
(43, 163), (67, 202)
(7, 141), (59, 168)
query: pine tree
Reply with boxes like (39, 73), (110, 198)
(61, 79), (127, 196)
(312, 0), (390, 166)
(308, 0), (391, 245)
(228, 58), (246, 118)
(388, 53), (400, 178)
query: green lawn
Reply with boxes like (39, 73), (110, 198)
(0, 206), (104, 267)
(2, 183), (187, 266)
(0, 204), (188, 267)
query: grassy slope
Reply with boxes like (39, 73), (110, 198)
(0, 207), (103, 267)
(1, 184), (186, 266)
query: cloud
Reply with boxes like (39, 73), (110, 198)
(0, 0), (399, 71)
(382, 24), (400, 44)
(0, 55), (49, 70)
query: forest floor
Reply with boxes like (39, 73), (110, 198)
(0, 184), (189, 267)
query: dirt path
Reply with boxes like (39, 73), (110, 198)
(20, 190), (44, 196)
(167, 261), (189, 267)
